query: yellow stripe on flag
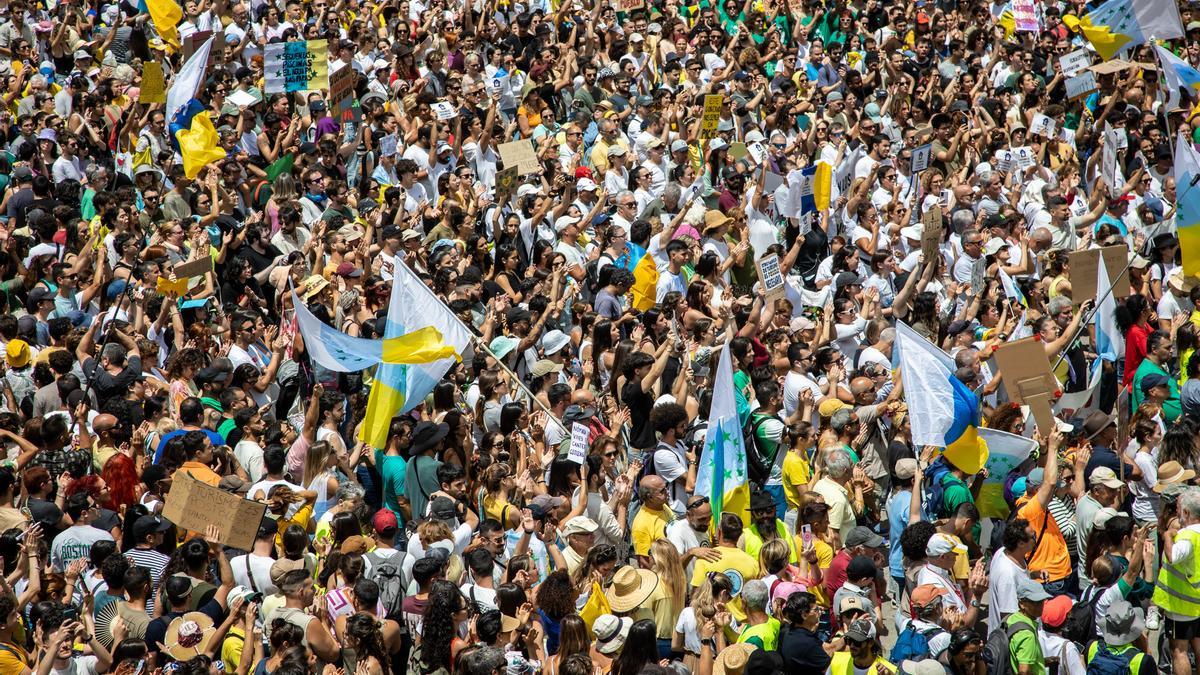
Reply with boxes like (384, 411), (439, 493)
(379, 326), (459, 364)
(630, 253), (659, 312)
(360, 378), (405, 450)
(1181, 224), (1200, 277)
(176, 111), (227, 179)
(813, 162), (832, 211)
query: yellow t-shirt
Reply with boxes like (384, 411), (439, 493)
(690, 545), (761, 593)
(793, 536), (835, 607)
(221, 625), (247, 673)
(276, 503), (314, 549)
(632, 505), (672, 556)
(0, 637), (28, 675)
(782, 451), (812, 511)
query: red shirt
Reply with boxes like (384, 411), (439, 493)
(824, 548), (851, 601)
(1122, 323), (1151, 387)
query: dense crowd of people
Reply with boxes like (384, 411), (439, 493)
(1, 0), (1200, 674)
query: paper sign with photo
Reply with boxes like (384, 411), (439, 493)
(757, 253), (786, 300)
(1013, 146), (1035, 169)
(431, 102), (459, 120)
(910, 143), (932, 173)
(1030, 114), (1055, 139)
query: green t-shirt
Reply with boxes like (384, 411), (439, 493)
(375, 449), (408, 523)
(1131, 358), (1181, 423)
(1006, 613), (1044, 675)
(940, 472), (972, 516)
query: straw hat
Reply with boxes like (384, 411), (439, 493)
(1154, 460), (1197, 492)
(713, 643), (756, 675)
(301, 274), (330, 300)
(604, 565), (659, 613)
(164, 612), (217, 661)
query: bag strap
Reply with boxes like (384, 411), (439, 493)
(1026, 507), (1051, 564)
(244, 556), (259, 594)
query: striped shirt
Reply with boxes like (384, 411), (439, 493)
(124, 547), (170, 615)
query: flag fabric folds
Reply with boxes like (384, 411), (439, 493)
(176, 111), (226, 179)
(144, 0), (183, 49)
(1155, 45), (1200, 111)
(1064, 0), (1181, 60)
(1094, 254), (1123, 362)
(895, 321), (989, 474)
(166, 37), (214, 122)
(290, 290), (458, 373)
(975, 428), (1038, 519)
(360, 255), (474, 448)
(630, 252), (659, 311)
(696, 342), (750, 529)
(1175, 133), (1200, 277)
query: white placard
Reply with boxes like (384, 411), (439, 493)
(1030, 114), (1055, 139)
(1102, 124), (1119, 189)
(911, 143), (932, 173)
(758, 253), (786, 299)
(431, 102), (459, 120)
(995, 148), (1015, 173)
(379, 133), (398, 157)
(784, 169), (806, 219)
(1065, 71), (1098, 100)
(1013, 146), (1035, 169)
(567, 423), (590, 464)
(1059, 49), (1091, 77)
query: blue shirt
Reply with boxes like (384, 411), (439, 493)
(154, 428), (227, 463)
(888, 489), (911, 578)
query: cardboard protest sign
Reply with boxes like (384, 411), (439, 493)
(1068, 246), (1130, 304)
(757, 253), (786, 300)
(139, 62), (166, 104)
(498, 140), (540, 174)
(921, 208), (943, 262)
(495, 166), (519, 200)
(162, 473), (267, 550)
(173, 256), (214, 280)
(993, 337), (1059, 435)
(329, 64), (355, 117)
(614, 0), (645, 10)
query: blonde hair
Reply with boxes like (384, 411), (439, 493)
(302, 440), (334, 487)
(650, 540), (686, 622)
(417, 520), (454, 548)
(689, 571), (733, 620)
(758, 538), (791, 578)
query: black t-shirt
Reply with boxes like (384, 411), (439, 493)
(27, 497), (63, 536)
(779, 626), (831, 672)
(82, 356), (143, 405)
(622, 379), (656, 450)
(237, 244), (282, 276)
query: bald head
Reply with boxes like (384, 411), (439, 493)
(638, 475), (667, 507)
(849, 377), (874, 397)
(1030, 228), (1052, 251)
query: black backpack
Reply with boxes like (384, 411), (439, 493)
(1061, 585), (1103, 645)
(743, 412), (782, 488)
(983, 620), (1037, 675)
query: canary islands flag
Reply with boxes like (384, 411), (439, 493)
(630, 252), (659, 312)
(1156, 45), (1200, 111)
(1065, 0), (1182, 60)
(166, 36), (226, 179)
(696, 342), (750, 529)
(896, 321), (989, 474)
(142, 0), (183, 50)
(360, 255), (474, 449)
(1176, 133), (1200, 277)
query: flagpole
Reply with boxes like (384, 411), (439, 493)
(1048, 252), (1136, 373)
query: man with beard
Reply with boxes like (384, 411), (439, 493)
(666, 494), (721, 578)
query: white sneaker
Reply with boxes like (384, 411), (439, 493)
(1147, 605), (1162, 631)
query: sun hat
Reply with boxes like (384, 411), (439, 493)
(605, 565), (660, 612)
(592, 614), (632, 655)
(164, 612), (217, 661)
(561, 516), (599, 537)
(1089, 466), (1123, 489)
(300, 274), (330, 300)
(541, 329), (570, 355)
(410, 421), (450, 454)
(713, 643), (755, 675)
(1154, 460), (1197, 492)
(1101, 600), (1145, 646)
(489, 335), (520, 359)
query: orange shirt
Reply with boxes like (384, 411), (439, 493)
(178, 461), (222, 487)
(1016, 497), (1072, 582)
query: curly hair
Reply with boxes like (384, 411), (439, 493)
(900, 521), (938, 562)
(421, 579), (465, 671)
(986, 402), (1025, 434)
(346, 612), (389, 670)
(534, 570), (576, 620)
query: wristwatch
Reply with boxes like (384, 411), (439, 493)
(969, 599), (981, 609)
(701, 638), (717, 651)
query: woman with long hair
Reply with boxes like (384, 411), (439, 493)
(478, 463), (521, 530)
(587, 319), (619, 392)
(345, 612), (389, 675)
(611, 619), (659, 675)
(648, 540), (687, 658)
(546, 614), (589, 675)
(162, 347), (204, 419)
(300, 440), (340, 524)
(535, 570), (577, 656)
(417, 579), (470, 672)
(99, 453), (138, 512)
(1116, 293), (1154, 387)
(672, 572), (733, 671)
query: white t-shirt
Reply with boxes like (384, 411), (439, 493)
(987, 548), (1026, 629)
(666, 519), (707, 580)
(234, 439), (266, 483)
(231, 552), (279, 596)
(1039, 631), (1086, 675)
(654, 441), (689, 517)
(783, 370), (822, 420)
(460, 582), (499, 612)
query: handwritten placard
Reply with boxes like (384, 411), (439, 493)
(498, 139), (540, 174)
(329, 64), (355, 117)
(567, 423), (590, 464)
(1065, 71), (1098, 100)
(757, 253), (786, 300)
(700, 95), (723, 139)
(1059, 49), (1091, 77)
(614, 0), (645, 10)
(139, 62), (166, 104)
(495, 166), (519, 200)
(162, 473), (267, 550)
